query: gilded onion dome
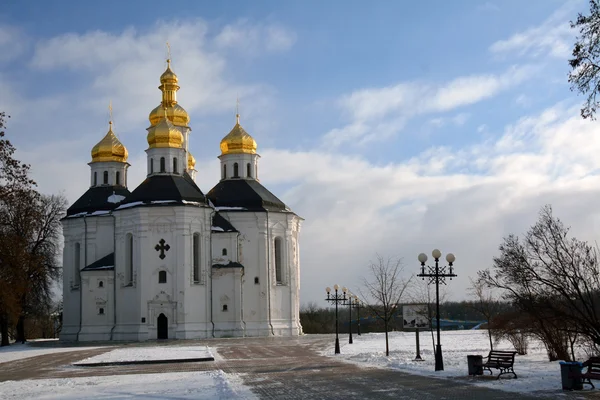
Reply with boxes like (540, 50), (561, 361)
(220, 114), (257, 155)
(148, 59), (190, 127)
(91, 121), (128, 163)
(187, 151), (196, 170)
(147, 110), (184, 149)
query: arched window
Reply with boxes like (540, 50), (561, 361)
(193, 233), (200, 283)
(222, 304), (228, 312)
(103, 171), (108, 185)
(254, 277), (259, 284)
(94, 172), (97, 186)
(98, 280), (104, 288)
(74, 242), (81, 287)
(173, 157), (178, 174)
(150, 159), (154, 174)
(116, 171), (121, 186)
(233, 163), (239, 177)
(274, 237), (283, 284)
(247, 163), (251, 178)
(126, 233), (133, 284)
(223, 164), (227, 179)
(159, 270), (167, 284)
(160, 157), (166, 172)
(222, 248), (227, 256)
(98, 308), (104, 315)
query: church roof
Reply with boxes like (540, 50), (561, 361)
(212, 261), (244, 269)
(66, 186), (131, 217)
(82, 252), (115, 271)
(212, 212), (237, 232)
(118, 172), (207, 210)
(206, 179), (290, 212)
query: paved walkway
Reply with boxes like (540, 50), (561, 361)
(0, 336), (596, 399)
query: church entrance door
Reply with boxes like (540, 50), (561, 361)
(157, 313), (168, 339)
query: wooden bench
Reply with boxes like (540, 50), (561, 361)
(582, 357), (600, 389)
(482, 350), (518, 379)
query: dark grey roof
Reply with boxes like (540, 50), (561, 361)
(66, 186), (131, 217)
(212, 212), (237, 232)
(118, 172), (207, 210)
(82, 253), (114, 271)
(206, 179), (289, 212)
(212, 261), (244, 269)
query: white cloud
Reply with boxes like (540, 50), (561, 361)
(323, 65), (536, 147)
(0, 24), (28, 64)
(258, 101), (600, 303)
(489, 2), (578, 59)
(214, 20), (296, 54)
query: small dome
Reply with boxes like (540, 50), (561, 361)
(91, 122), (128, 163)
(220, 115), (257, 155)
(160, 59), (178, 84)
(187, 151), (196, 170)
(149, 103), (190, 127)
(147, 112), (184, 149)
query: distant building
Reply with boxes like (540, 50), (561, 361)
(61, 59), (303, 341)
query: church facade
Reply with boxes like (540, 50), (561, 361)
(60, 59), (303, 341)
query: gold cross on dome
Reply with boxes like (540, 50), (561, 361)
(166, 41), (171, 61)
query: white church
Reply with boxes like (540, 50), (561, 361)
(60, 59), (303, 341)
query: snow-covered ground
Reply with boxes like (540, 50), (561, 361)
(322, 329), (576, 394)
(0, 340), (107, 365)
(0, 370), (256, 399)
(73, 345), (214, 365)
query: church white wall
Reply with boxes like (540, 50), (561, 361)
(112, 204), (214, 341)
(212, 266), (244, 337)
(218, 153), (260, 180)
(79, 270), (114, 341)
(60, 215), (116, 341)
(218, 210), (302, 337)
(146, 147), (186, 177)
(89, 161), (128, 188)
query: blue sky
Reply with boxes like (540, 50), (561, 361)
(0, 0), (596, 304)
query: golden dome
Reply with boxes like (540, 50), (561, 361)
(220, 114), (257, 155)
(91, 122), (128, 163)
(149, 103), (190, 127)
(160, 59), (178, 84)
(148, 59), (190, 128)
(187, 151), (196, 170)
(147, 111), (184, 149)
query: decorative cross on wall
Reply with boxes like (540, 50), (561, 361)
(155, 238), (170, 260)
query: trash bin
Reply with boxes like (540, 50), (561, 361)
(467, 355), (483, 376)
(560, 361), (583, 390)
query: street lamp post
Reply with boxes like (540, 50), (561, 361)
(351, 295), (361, 336)
(347, 291), (353, 344)
(325, 284), (347, 354)
(417, 249), (456, 372)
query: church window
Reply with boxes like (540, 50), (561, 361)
(159, 270), (167, 284)
(223, 164), (227, 179)
(116, 171), (121, 186)
(103, 171), (108, 185)
(222, 248), (227, 256)
(222, 304), (228, 312)
(160, 157), (166, 172)
(193, 233), (200, 283)
(233, 163), (239, 177)
(74, 242), (81, 287)
(247, 163), (251, 178)
(173, 157), (178, 174)
(98, 280), (104, 288)
(126, 233), (133, 284)
(274, 237), (283, 284)
(98, 308), (104, 315)
(94, 172), (97, 186)
(150, 159), (154, 174)
(254, 277), (259, 284)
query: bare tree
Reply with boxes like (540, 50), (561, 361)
(361, 255), (413, 356)
(569, 0), (600, 119)
(479, 205), (600, 360)
(469, 277), (501, 351)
